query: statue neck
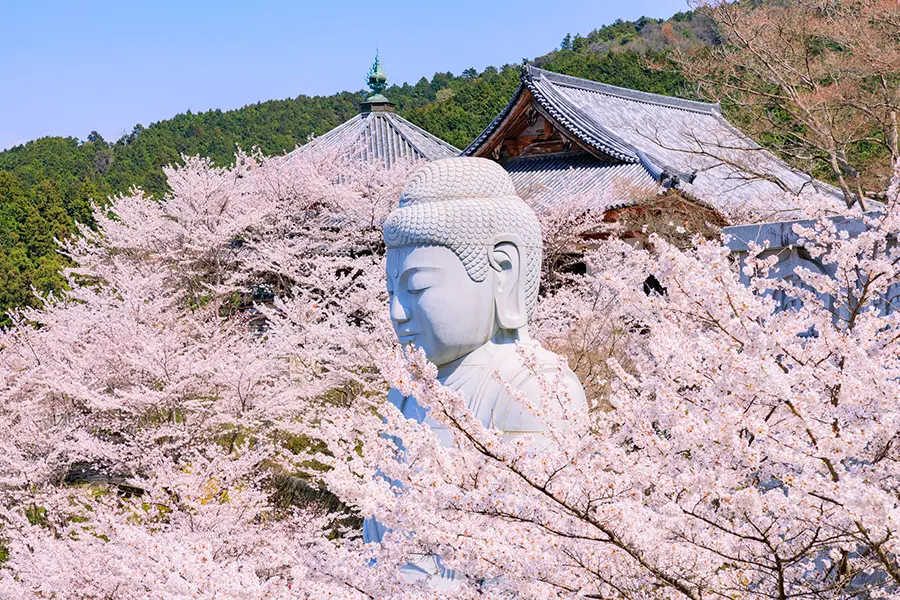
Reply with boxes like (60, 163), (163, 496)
(436, 327), (530, 383)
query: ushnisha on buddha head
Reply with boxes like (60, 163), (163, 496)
(383, 157), (543, 367)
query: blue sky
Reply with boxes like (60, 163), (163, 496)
(0, 0), (689, 150)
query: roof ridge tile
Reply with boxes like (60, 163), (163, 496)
(526, 74), (639, 162)
(525, 65), (720, 115)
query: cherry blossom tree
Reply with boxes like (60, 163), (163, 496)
(0, 148), (414, 598)
(1, 143), (899, 600)
(300, 176), (900, 597)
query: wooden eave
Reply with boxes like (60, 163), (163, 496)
(470, 89), (617, 164)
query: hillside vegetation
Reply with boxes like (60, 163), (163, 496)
(0, 11), (711, 322)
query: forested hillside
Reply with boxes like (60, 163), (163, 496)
(0, 11), (711, 322)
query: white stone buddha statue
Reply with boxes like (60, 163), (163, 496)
(363, 159), (586, 569)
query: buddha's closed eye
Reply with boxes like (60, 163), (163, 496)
(407, 274), (435, 295)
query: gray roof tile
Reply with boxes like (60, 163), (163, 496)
(505, 153), (659, 212)
(293, 111), (459, 166)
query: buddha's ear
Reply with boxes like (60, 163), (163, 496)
(489, 234), (527, 330)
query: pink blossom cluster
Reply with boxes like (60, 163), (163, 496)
(0, 149), (414, 598)
(0, 149), (898, 599)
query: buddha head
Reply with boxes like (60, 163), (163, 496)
(383, 158), (542, 367)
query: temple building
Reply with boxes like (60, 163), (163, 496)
(464, 65), (843, 223)
(295, 55), (459, 165)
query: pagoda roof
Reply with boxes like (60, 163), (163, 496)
(465, 65), (844, 221)
(296, 110), (459, 166)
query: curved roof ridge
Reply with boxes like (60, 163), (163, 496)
(526, 65), (720, 115)
(526, 71), (639, 162)
(294, 110), (458, 165)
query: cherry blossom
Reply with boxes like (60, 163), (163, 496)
(0, 148), (898, 599)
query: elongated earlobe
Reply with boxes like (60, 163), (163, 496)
(490, 234), (527, 330)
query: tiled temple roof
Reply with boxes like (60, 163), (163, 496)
(295, 111), (459, 166)
(506, 153), (658, 212)
(466, 65), (844, 221)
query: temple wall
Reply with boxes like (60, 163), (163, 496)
(725, 214), (899, 317)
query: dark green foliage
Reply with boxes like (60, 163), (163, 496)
(0, 167), (86, 323)
(0, 13), (708, 322)
(536, 50), (690, 96)
(402, 65), (522, 149)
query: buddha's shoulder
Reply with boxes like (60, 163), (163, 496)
(494, 342), (586, 406)
(493, 340), (573, 377)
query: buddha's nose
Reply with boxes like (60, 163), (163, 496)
(390, 294), (410, 323)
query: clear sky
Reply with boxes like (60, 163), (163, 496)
(0, 0), (690, 151)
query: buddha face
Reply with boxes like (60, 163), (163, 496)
(386, 245), (496, 367)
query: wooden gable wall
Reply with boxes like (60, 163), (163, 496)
(473, 90), (618, 163)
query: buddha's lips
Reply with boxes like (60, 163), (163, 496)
(396, 331), (418, 343)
